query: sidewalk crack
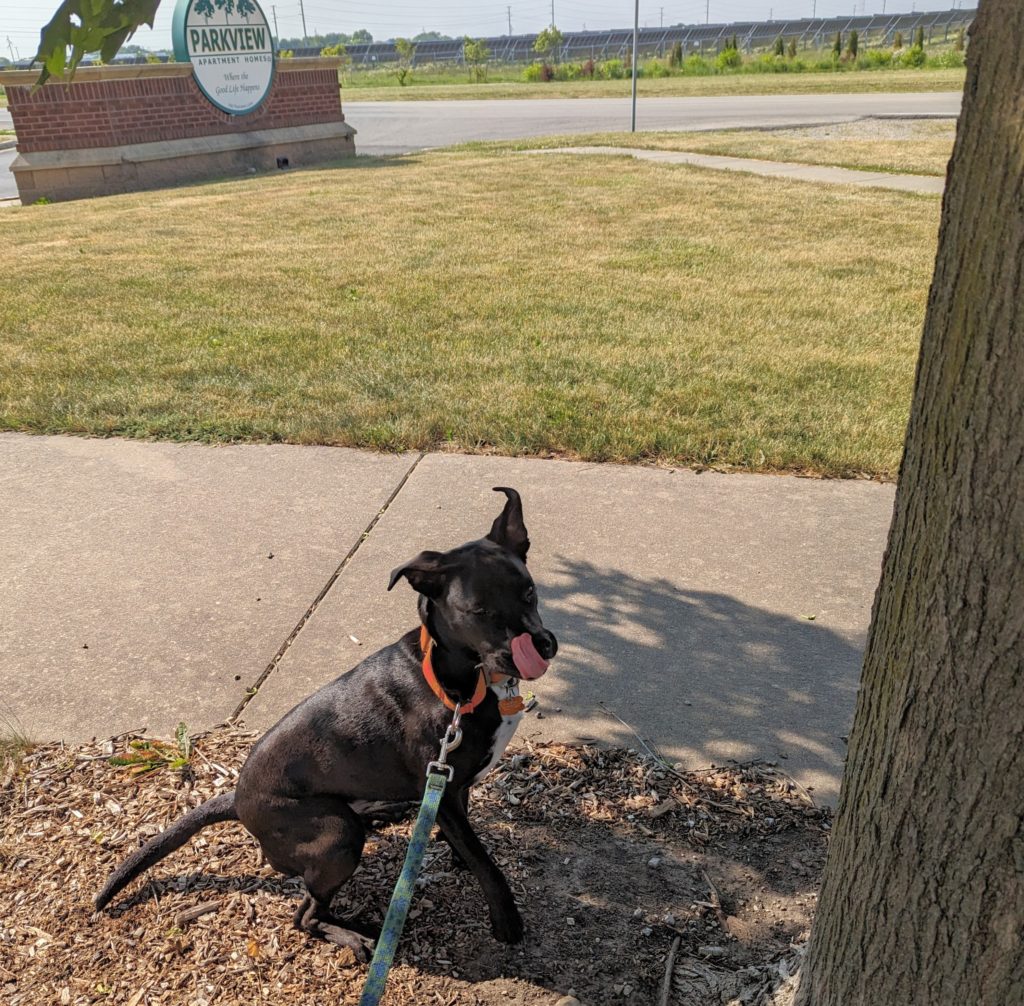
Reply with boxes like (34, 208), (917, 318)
(229, 450), (426, 723)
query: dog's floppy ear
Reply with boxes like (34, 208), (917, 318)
(487, 486), (530, 562)
(388, 550), (450, 598)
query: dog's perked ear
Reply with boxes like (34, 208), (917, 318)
(487, 486), (530, 562)
(387, 550), (450, 598)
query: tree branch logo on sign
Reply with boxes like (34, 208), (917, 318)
(172, 0), (276, 115)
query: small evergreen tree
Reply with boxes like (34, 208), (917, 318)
(894, 30), (904, 49)
(787, 37), (797, 59)
(914, 26), (925, 49)
(774, 35), (784, 56)
(669, 40), (683, 68)
(833, 31), (842, 57)
(955, 27), (965, 51)
(847, 30), (859, 59)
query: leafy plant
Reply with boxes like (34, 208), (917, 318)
(108, 723), (194, 776)
(392, 37), (416, 84)
(847, 30), (859, 60)
(716, 46), (742, 70)
(833, 32), (843, 58)
(787, 37), (797, 59)
(669, 41), (683, 68)
(774, 35), (784, 57)
(914, 26), (925, 49)
(463, 36), (490, 83)
(893, 31), (904, 50)
(533, 25), (563, 64)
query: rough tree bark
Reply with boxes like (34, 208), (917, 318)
(796, 2), (1024, 1003)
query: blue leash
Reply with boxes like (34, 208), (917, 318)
(357, 706), (463, 1006)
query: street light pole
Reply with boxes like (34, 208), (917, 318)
(631, 0), (639, 131)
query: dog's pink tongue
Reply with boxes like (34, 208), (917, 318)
(511, 633), (550, 680)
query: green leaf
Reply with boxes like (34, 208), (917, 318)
(32, 0), (163, 87)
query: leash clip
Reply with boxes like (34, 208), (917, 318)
(427, 703), (462, 780)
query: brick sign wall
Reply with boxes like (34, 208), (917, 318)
(3, 58), (355, 202)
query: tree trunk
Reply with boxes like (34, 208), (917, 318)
(797, 2), (1024, 1003)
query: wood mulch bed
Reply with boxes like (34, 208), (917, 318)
(0, 729), (829, 1005)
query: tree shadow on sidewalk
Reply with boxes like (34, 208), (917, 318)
(532, 555), (866, 804)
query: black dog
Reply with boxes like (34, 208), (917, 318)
(95, 487), (557, 959)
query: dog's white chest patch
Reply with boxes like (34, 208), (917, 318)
(472, 679), (524, 784)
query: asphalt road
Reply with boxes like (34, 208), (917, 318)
(344, 91), (962, 155)
(0, 91), (961, 201)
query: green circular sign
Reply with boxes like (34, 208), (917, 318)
(172, 0), (276, 116)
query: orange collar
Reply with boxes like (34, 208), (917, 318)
(419, 626), (525, 716)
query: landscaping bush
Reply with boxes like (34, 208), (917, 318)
(893, 31), (904, 49)
(857, 49), (893, 70)
(716, 46), (742, 70)
(669, 41), (683, 68)
(927, 48), (966, 69)
(522, 61), (555, 82)
(787, 38), (797, 59)
(847, 30), (859, 59)
(643, 58), (670, 78)
(900, 45), (927, 68)
(774, 35), (785, 57)
(681, 53), (713, 75)
(748, 53), (792, 73)
(601, 57), (626, 79)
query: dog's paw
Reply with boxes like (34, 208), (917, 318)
(491, 906), (524, 945)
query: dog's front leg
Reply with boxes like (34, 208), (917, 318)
(436, 791), (523, 944)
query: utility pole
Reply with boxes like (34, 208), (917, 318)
(812, 1), (816, 18)
(271, 5), (279, 40)
(706, 0), (710, 25)
(507, 5), (512, 35)
(630, 0), (639, 132)
(6, 36), (17, 62)
(298, 0), (308, 44)
(550, 0), (555, 27)
(660, 7), (664, 27)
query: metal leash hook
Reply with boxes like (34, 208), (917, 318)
(357, 702), (463, 1006)
(427, 702), (462, 781)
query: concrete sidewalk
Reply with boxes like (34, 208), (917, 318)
(526, 146), (946, 194)
(0, 433), (895, 803)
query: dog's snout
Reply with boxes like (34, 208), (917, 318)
(534, 630), (557, 660)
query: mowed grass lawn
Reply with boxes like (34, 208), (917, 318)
(0, 149), (940, 477)
(481, 121), (957, 177)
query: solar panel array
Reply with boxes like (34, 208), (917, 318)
(288, 8), (975, 65)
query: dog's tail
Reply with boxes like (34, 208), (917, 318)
(94, 790), (238, 910)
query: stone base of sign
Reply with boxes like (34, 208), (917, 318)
(10, 120), (355, 203)
(2, 58), (353, 203)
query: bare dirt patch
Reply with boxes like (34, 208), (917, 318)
(0, 731), (828, 1004)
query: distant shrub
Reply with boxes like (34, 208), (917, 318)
(900, 45), (927, 68)
(601, 57), (626, 79)
(278, 49), (294, 59)
(643, 58), (670, 78)
(832, 32), (842, 57)
(773, 35), (784, 57)
(669, 41), (683, 68)
(955, 28), (965, 52)
(716, 46), (742, 70)
(893, 31), (904, 49)
(927, 48), (966, 69)
(522, 61), (556, 82)
(581, 58), (595, 78)
(681, 53), (712, 76)
(914, 26), (925, 49)
(857, 49), (893, 70)
(787, 37), (797, 59)
(847, 30), (859, 59)
(749, 53), (791, 74)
